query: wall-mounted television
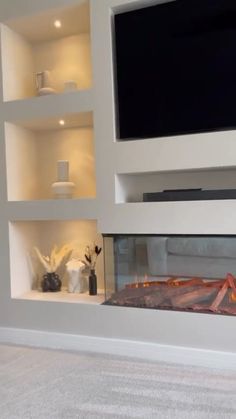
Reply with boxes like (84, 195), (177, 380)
(114, 0), (236, 140)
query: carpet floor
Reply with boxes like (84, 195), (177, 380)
(0, 344), (235, 419)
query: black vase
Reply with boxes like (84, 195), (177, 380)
(89, 269), (97, 295)
(41, 272), (62, 292)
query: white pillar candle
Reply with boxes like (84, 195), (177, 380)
(57, 160), (69, 182)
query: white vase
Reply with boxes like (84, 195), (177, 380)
(66, 259), (87, 293)
(52, 160), (75, 199)
(36, 70), (56, 96)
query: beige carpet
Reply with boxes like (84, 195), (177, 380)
(0, 343), (236, 419)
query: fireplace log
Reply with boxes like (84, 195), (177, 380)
(191, 304), (210, 311)
(108, 285), (160, 306)
(143, 292), (168, 307)
(105, 277), (230, 311)
(171, 287), (218, 308)
(108, 283), (197, 307)
(226, 273), (236, 295)
(209, 279), (229, 312)
(218, 305), (236, 315)
(166, 278), (204, 286)
(205, 280), (225, 288)
(143, 284), (211, 308)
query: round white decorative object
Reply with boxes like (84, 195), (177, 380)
(38, 87), (56, 96)
(51, 181), (75, 199)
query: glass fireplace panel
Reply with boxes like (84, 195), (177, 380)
(103, 235), (236, 316)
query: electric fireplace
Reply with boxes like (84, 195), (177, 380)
(103, 235), (236, 316)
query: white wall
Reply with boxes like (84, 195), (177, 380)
(1, 25), (35, 101)
(5, 123), (38, 200)
(9, 222), (39, 297)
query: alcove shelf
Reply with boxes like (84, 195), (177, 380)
(9, 219), (104, 301)
(15, 289), (104, 305)
(2, 89), (94, 122)
(7, 199), (98, 221)
(5, 111), (96, 201)
(1, 0), (92, 102)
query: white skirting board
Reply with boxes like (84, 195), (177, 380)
(0, 327), (235, 370)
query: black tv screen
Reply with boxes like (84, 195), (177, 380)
(114, 0), (236, 140)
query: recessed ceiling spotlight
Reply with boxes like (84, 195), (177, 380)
(59, 119), (65, 126)
(54, 20), (62, 28)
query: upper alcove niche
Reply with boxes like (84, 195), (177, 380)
(0, 0), (92, 102)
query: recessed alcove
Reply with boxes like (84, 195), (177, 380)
(5, 112), (96, 201)
(1, 0), (92, 102)
(9, 219), (104, 302)
(115, 169), (236, 203)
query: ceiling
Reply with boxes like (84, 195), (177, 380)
(5, 0), (90, 43)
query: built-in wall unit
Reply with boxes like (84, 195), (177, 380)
(0, 0), (103, 310)
(1, 0), (236, 369)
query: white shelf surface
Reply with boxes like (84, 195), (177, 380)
(7, 199), (99, 221)
(2, 90), (94, 123)
(14, 288), (104, 305)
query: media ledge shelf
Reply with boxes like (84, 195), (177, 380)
(14, 289), (105, 305)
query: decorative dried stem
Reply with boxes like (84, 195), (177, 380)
(83, 244), (102, 270)
(34, 244), (72, 273)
